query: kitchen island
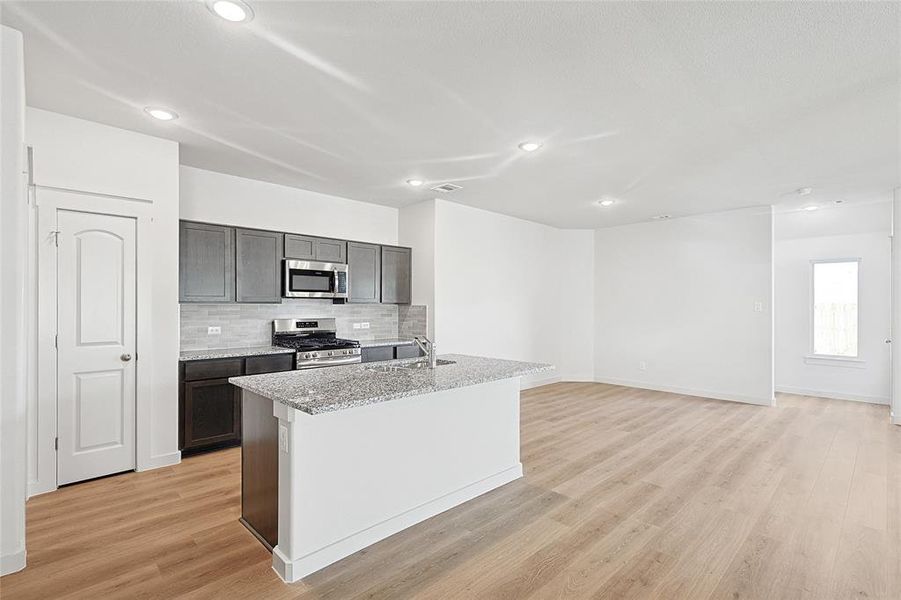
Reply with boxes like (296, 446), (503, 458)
(229, 354), (552, 583)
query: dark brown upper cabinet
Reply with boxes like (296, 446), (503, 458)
(284, 234), (347, 263)
(179, 221), (235, 303)
(179, 220), (413, 306)
(236, 228), (283, 303)
(381, 245), (412, 304)
(347, 242), (381, 303)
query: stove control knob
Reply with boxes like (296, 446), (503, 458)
(311, 352), (319, 358)
(327, 351), (333, 357)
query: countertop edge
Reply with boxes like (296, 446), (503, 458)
(179, 346), (296, 362)
(230, 355), (554, 415)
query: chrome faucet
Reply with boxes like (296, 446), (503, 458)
(413, 336), (437, 368)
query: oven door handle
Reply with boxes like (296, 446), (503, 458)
(297, 354), (362, 369)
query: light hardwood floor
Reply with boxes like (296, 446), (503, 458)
(3, 383), (900, 599)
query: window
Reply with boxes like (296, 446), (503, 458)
(812, 260), (859, 357)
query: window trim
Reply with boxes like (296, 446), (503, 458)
(809, 257), (861, 360)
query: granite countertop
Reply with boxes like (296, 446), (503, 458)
(357, 337), (417, 348)
(179, 346), (296, 362)
(229, 354), (553, 415)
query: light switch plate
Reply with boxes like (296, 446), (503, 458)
(207, 326), (221, 335)
(353, 323), (362, 330)
(361, 322), (370, 329)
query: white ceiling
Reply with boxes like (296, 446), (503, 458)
(2, 1), (898, 228)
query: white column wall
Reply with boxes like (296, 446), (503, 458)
(893, 189), (901, 424)
(0, 24), (28, 576)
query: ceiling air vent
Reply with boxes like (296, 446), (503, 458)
(430, 183), (462, 193)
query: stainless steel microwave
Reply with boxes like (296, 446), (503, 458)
(283, 260), (348, 299)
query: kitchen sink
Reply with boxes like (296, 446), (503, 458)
(366, 359), (456, 372)
(398, 359), (456, 369)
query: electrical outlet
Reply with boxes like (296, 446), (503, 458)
(639, 361), (648, 371)
(353, 323), (362, 330)
(754, 301), (763, 313)
(207, 326), (221, 335)
(361, 322), (370, 329)
(278, 424), (289, 453)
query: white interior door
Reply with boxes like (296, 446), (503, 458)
(57, 209), (137, 485)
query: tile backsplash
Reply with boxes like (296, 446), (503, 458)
(179, 300), (428, 350)
(398, 305), (428, 339)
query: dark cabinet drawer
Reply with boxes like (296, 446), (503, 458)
(245, 353), (294, 375)
(361, 346), (394, 363)
(182, 378), (241, 450)
(395, 344), (423, 359)
(183, 358), (244, 382)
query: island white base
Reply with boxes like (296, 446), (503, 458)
(265, 377), (523, 583)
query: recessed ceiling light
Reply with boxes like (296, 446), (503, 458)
(518, 141), (542, 152)
(651, 214), (672, 220)
(833, 199), (845, 204)
(597, 198), (616, 207)
(406, 179), (424, 187)
(803, 205), (819, 212)
(207, 0), (254, 23)
(144, 107), (178, 121)
(796, 187), (813, 196)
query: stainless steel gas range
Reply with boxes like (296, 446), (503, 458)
(272, 318), (361, 369)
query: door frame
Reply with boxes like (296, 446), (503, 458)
(36, 187), (154, 492)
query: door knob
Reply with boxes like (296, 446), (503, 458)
(121, 353), (133, 362)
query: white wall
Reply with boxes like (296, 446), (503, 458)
(775, 202), (892, 404)
(1, 24), (28, 576)
(593, 207), (775, 405)
(399, 199), (594, 386)
(25, 108), (180, 495)
(894, 190), (901, 424)
(398, 200), (436, 337)
(179, 166), (398, 245)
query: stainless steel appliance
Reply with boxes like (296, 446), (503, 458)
(283, 260), (348, 299)
(272, 318), (361, 369)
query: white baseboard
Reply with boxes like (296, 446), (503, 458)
(594, 376), (774, 407)
(28, 479), (57, 499)
(272, 463), (524, 583)
(775, 385), (890, 406)
(521, 374), (562, 390)
(1, 548), (26, 576)
(137, 451), (181, 472)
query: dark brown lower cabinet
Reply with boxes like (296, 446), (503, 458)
(395, 344), (423, 360)
(361, 344), (424, 363)
(240, 391), (279, 550)
(182, 378), (241, 452)
(179, 353), (294, 455)
(361, 346), (395, 363)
